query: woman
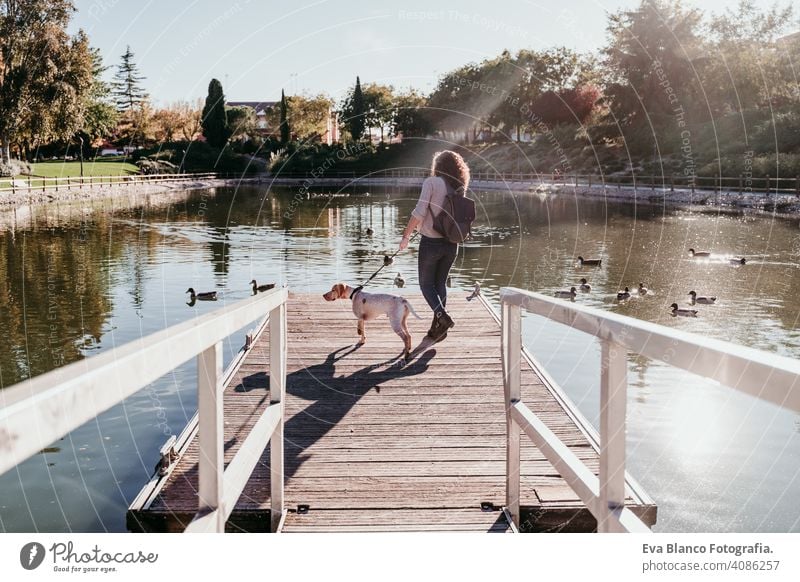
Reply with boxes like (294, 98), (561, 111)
(399, 150), (470, 342)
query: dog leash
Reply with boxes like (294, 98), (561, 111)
(350, 231), (420, 299)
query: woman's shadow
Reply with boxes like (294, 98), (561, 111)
(235, 339), (437, 482)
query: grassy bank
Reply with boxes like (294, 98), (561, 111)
(29, 159), (139, 178)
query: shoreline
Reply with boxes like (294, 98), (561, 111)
(267, 175), (800, 215)
(2, 174), (799, 219)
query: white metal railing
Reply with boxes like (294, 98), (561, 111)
(0, 287), (288, 533)
(500, 287), (800, 533)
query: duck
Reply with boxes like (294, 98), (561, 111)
(688, 290), (716, 304)
(638, 283), (649, 295)
(688, 248), (711, 258)
(186, 288), (217, 301)
(365, 227), (374, 236)
(250, 280), (275, 293)
(729, 257), (746, 265)
(671, 303), (698, 317)
(577, 256), (602, 266)
(617, 286), (631, 300)
(555, 287), (577, 299)
(579, 278), (591, 292)
(394, 273), (405, 288)
(466, 281), (481, 302)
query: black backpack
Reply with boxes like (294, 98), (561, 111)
(431, 180), (476, 244)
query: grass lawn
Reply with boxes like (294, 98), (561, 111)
(29, 159), (139, 178)
(1, 159), (140, 189)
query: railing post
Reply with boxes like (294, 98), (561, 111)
(269, 301), (287, 532)
(501, 300), (521, 529)
(599, 339), (627, 533)
(197, 340), (225, 532)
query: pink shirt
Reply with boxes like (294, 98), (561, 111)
(411, 176), (448, 238)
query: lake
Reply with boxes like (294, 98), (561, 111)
(0, 184), (798, 533)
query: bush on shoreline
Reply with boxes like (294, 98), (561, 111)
(132, 141), (261, 175)
(0, 159), (32, 177)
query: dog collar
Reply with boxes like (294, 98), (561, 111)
(349, 285), (364, 299)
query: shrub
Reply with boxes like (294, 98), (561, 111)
(0, 159), (32, 177)
(136, 158), (177, 174)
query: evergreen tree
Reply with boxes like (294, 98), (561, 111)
(201, 78), (230, 148)
(111, 46), (148, 112)
(279, 89), (290, 144)
(351, 76), (366, 141)
(339, 76), (366, 142)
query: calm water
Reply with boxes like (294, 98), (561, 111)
(0, 185), (798, 533)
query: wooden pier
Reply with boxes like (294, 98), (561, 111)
(127, 292), (656, 533)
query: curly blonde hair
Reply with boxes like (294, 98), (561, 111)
(431, 150), (470, 193)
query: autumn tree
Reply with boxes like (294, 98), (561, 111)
(530, 85), (601, 126)
(0, 0), (94, 161)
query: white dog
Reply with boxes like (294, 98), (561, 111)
(323, 283), (423, 358)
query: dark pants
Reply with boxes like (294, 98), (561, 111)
(418, 235), (457, 312)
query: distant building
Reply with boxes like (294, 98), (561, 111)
(226, 100), (339, 144)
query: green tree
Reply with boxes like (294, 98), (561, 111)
(201, 78), (230, 148)
(427, 63), (487, 143)
(602, 0), (703, 124)
(111, 45), (148, 112)
(391, 89), (431, 138)
(0, 0), (94, 161)
(704, 0), (796, 113)
(80, 48), (118, 145)
(289, 93), (334, 141)
(279, 89), (290, 144)
(226, 105), (257, 141)
(340, 76), (366, 141)
(362, 83), (394, 142)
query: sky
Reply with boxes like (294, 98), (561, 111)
(71, 0), (793, 106)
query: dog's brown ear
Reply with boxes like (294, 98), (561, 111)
(334, 283), (347, 299)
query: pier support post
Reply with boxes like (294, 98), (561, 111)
(197, 341), (224, 532)
(269, 301), (287, 532)
(599, 339), (627, 533)
(501, 302), (521, 529)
